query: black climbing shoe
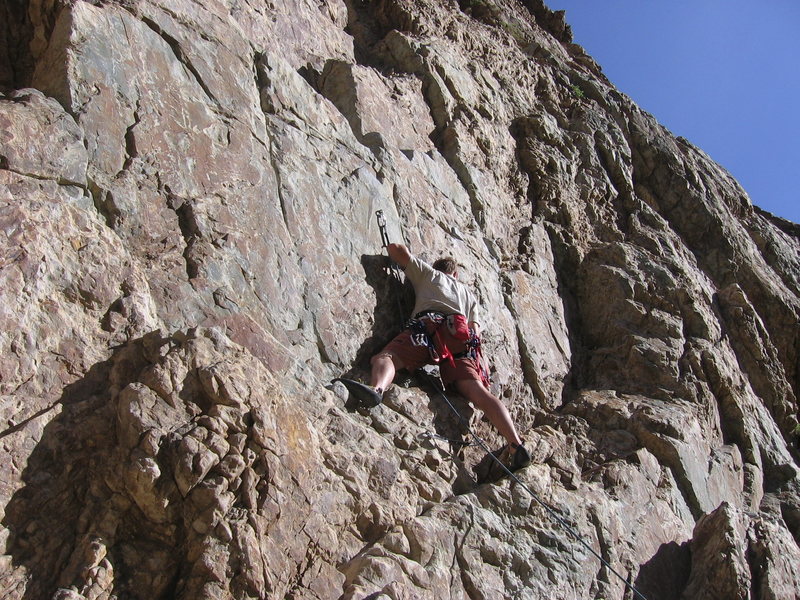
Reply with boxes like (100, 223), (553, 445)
(510, 442), (531, 471)
(332, 378), (383, 407)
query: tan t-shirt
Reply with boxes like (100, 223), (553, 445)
(404, 256), (480, 326)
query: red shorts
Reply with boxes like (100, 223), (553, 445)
(378, 330), (482, 386)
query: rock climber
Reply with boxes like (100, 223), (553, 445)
(341, 243), (531, 471)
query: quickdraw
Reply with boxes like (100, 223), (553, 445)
(417, 431), (477, 448)
(376, 210), (406, 330)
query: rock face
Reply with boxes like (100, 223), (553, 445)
(1, 0), (798, 598)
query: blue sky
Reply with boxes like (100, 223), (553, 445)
(546, 1), (800, 224)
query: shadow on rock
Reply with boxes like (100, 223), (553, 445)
(3, 327), (302, 599)
(2, 332), (183, 600)
(347, 254), (413, 372)
(633, 540), (691, 600)
(336, 254), (412, 412)
(471, 444), (516, 486)
(415, 373), (512, 492)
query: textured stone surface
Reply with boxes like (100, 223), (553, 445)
(1, 0), (799, 598)
(681, 502), (800, 600)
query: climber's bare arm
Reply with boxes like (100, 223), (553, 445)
(387, 243), (411, 269)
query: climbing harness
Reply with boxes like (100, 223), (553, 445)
(406, 311), (491, 388)
(375, 211), (649, 600)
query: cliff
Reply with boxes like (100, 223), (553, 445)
(1, 0), (799, 598)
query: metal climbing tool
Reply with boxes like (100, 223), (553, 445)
(376, 209), (391, 248)
(376, 210), (406, 330)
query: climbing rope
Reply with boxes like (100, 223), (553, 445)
(423, 372), (648, 600)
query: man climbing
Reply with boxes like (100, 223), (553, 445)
(346, 242), (531, 471)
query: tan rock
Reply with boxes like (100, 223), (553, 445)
(1, 0), (798, 598)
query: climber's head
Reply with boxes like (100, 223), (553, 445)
(432, 257), (458, 276)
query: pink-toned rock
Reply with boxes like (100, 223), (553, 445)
(1, 0), (798, 598)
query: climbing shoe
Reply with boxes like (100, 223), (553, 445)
(332, 378), (383, 407)
(509, 442), (531, 471)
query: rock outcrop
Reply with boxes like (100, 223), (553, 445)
(1, 0), (798, 598)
